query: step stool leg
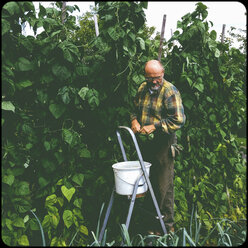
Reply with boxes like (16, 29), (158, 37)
(121, 175), (142, 246)
(148, 184), (167, 235)
(125, 174), (143, 230)
(98, 188), (115, 243)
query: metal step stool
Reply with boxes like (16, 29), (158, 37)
(98, 126), (167, 242)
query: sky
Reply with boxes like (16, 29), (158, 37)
(24, 1), (246, 44)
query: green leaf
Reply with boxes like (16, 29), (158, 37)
(76, 65), (88, 76)
(4, 78), (15, 96)
(16, 80), (33, 90)
(49, 103), (66, 119)
(50, 237), (58, 246)
(79, 148), (91, 158)
(128, 32), (136, 42)
(30, 218), (39, 231)
(38, 3), (47, 18)
(215, 49), (220, 58)
(63, 49), (74, 63)
(194, 83), (204, 92)
(44, 17), (57, 26)
(73, 198), (82, 208)
(79, 225), (88, 235)
(51, 30), (62, 37)
(78, 87), (89, 101)
(41, 158), (56, 173)
(209, 114), (216, 122)
(17, 57), (34, 71)
(99, 149), (107, 159)
(61, 91), (70, 104)
(220, 129), (226, 139)
(62, 129), (73, 145)
(137, 37), (145, 50)
(15, 181), (30, 196)
(128, 44), (136, 57)
(54, 152), (64, 165)
(107, 26), (119, 41)
(57, 197), (64, 207)
(72, 173), (84, 186)
(44, 141), (51, 151)
(132, 73), (142, 84)
(61, 185), (75, 202)
(38, 177), (49, 188)
(87, 89), (100, 109)
(2, 19), (10, 35)
(184, 99), (194, 110)
(14, 199), (32, 213)
(45, 194), (57, 206)
(3, 174), (15, 186)
(73, 208), (84, 220)
(206, 96), (212, 103)
(3, 2), (20, 16)
(13, 217), (25, 228)
(25, 143), (33, 150)
(2, 101), (15, 112)
(140, 1), (148, 9)
(63, 210), (73, 228)
(5, 218), (13, 231)
(42, 215), (50, 229)
(208, 39), (216, 52)
(17, 235), (29, 246)
(51, 213), (60, 228)
(210, 30), (217, 40)
(186, 77), (193, 87)
(52, 64), (71, 81)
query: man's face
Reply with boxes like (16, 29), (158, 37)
(145, 71), (164, 91)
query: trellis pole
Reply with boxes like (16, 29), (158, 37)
(158, 14), (166, 61)
(93, 14), (99, 37)
(221, 24), (226, 43)
(61, 1), (67, 24)
(171, 28), (175, 47)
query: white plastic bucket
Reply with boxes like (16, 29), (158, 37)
(112, 161), (152, 195)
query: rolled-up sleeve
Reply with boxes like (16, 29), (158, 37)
(130, 82), (146, 122)
(130, 92), (139, 122)
(158, 86), (186, 134)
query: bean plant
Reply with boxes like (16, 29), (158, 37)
(2, 1), (246, 246)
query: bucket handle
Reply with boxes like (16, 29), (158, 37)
(116, 126), (145, 162)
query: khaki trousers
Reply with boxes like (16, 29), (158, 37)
(139, 131), (176, 231)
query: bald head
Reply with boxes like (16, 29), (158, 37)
(144, 60), (164, 91)
(144, 60), (164, 75)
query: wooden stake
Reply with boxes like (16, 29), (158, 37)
(94, 14), (99, 37)
(61, 1), (67, 24)
(158, 14), (166, 61)
(221, 24), (226, 43)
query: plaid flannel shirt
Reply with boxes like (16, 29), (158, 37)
(130, 79), (186, 134)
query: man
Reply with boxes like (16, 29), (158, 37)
(130, 59), (186, 234)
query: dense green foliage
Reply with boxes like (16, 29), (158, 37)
(163, 2), (246, 232)
(2, 1), (246, 246)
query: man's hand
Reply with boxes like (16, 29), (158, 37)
(140, 124), (156, 135)
(131, 119), (141, 133)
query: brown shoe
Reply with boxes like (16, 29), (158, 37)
(136, 192), (146, 198)
(127, 192), (146, 199)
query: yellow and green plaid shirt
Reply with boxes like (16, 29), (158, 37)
(130, 79), (186, 134)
